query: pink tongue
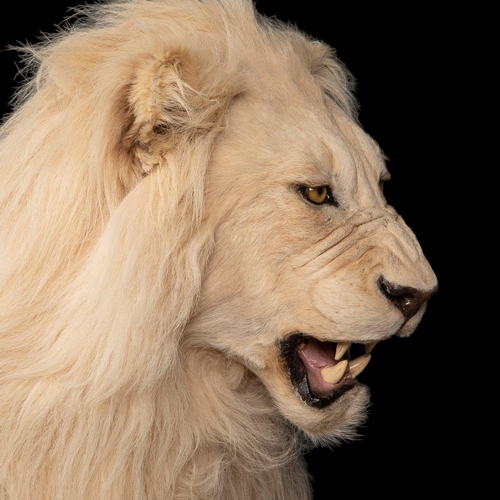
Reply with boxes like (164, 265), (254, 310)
(298, 339), (336, 367)
(297, 339), (341, 397)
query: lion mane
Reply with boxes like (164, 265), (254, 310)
(0, 1), (438, 499)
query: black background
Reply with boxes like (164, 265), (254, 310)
(0, 1), (474, 498)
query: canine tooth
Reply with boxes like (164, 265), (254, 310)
(297, 342), (306, 350)
(349, 354), (371, 378)
(320, 360), (348, 384)
(365, 342), (377, 354)
(335, 342), (350, 360)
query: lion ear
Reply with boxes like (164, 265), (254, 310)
(124, 56), (195, 175)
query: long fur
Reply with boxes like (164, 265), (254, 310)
(0, 1), (437, 499)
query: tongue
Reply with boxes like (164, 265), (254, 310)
(298, 338), (337, 365)
(297, 339), (344, 397)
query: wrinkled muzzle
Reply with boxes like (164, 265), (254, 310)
(281, 211), (438, 411)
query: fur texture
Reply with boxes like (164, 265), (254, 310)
(0, 1), (438, 499)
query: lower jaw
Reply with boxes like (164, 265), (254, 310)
(295, 371), (357, 409)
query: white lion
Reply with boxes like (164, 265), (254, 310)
(0, 1), (438, 499)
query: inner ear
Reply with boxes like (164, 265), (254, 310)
(124, 56), (192, 174)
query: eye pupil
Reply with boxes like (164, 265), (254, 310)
(297, 184), (336, 206)
(306, 186), (328, 204)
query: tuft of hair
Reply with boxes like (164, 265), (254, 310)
(0, 1), (359, 499)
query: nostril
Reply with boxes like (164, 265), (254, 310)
(378, 276), (437, 321)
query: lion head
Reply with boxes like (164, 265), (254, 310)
(0, 0), (437, 498)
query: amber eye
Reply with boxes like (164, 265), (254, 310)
(300, 185), (335, 205)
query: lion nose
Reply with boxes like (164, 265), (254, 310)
(378, 276), (438, 321)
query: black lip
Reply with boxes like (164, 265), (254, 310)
(280, 333), (356, 409)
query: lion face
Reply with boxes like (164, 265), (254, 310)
(188, 61), (437, 441)
(0, 1), (440, 498)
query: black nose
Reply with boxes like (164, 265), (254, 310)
(378, 276), (438, 321)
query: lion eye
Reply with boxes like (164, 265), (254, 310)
(300, 185), (335, 205)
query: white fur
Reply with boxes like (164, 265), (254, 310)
(0, 1), (437, 499)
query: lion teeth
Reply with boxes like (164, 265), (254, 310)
(320, 360), (348, 384)
(349, 354), (371, 378)
(335, 342), (350, 360)
(365, 342), (377, 354)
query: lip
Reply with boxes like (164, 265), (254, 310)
(280, 333), (373, 409)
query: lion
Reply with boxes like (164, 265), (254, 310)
(0, 1), (438, 499)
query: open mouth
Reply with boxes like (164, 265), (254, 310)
(280, 333), (375, 409)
